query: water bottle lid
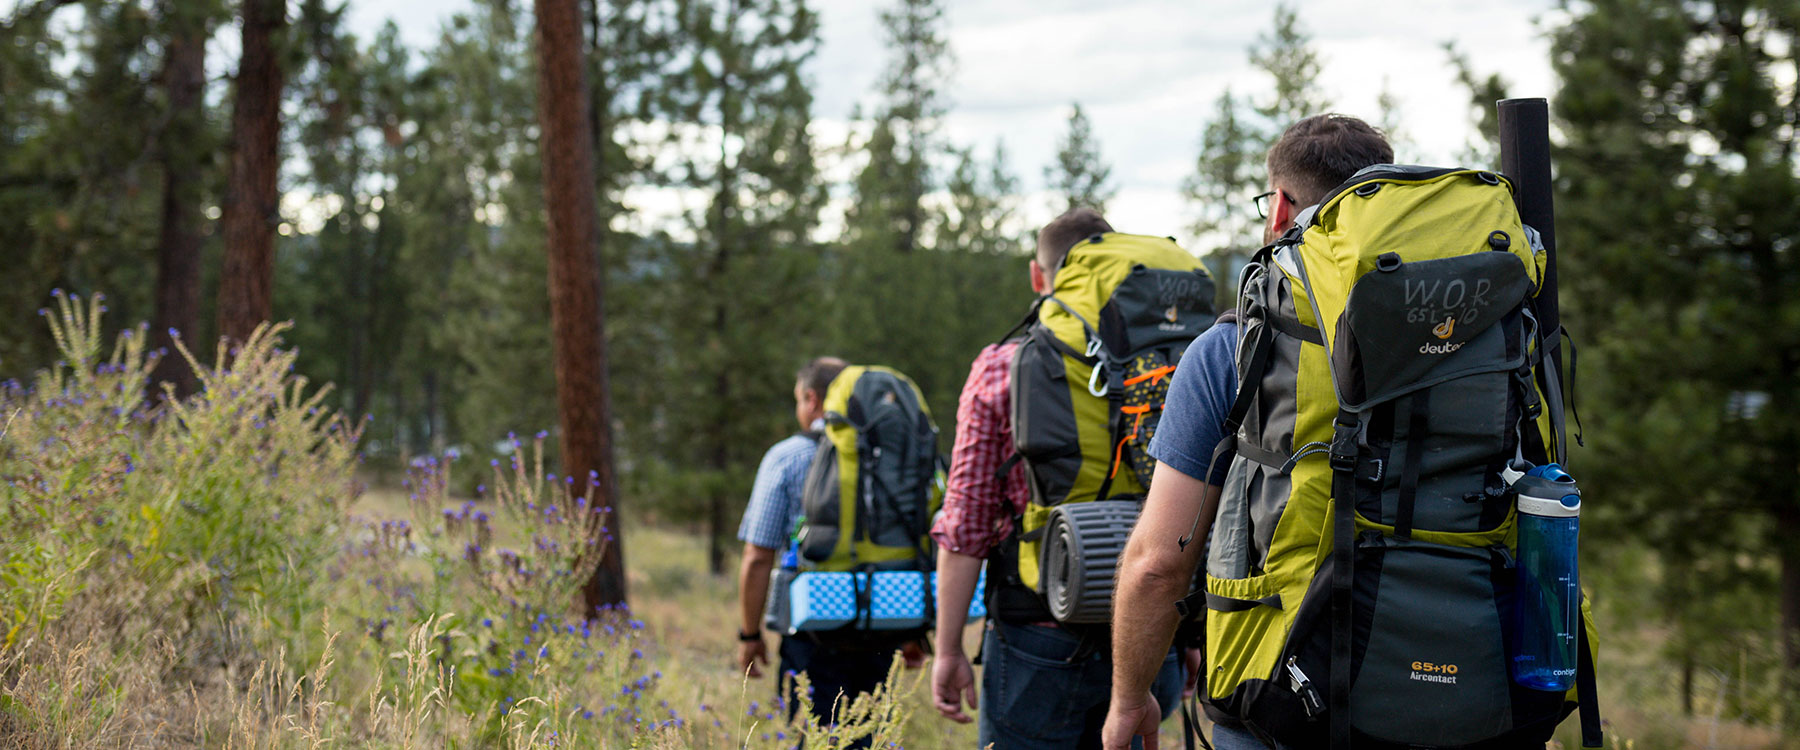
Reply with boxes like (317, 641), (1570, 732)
(1517, 491), (1580, 517)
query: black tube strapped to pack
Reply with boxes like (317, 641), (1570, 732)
(1501, 97), (1602, 749)
(1328, 412), (1361, 750)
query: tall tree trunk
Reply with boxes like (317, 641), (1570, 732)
(149, 12), (206, 401)
(535, 0), (627, 613)
(1780, 501), (1800, 732)
(708, 342), (729, 576)
(217, 0), (285, 346)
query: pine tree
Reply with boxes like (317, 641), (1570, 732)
(148, 0), (222, 402)
(1181, 2), (1328, 265)
(534, 0), (627, 611)
(0, 1), (165, 377)
(1443, 41), (1509, 168)
(651, 0), (823, 574)
(1182, 88), (1260, 253)
(1045, 102), (1114, 213)
(943, 141), (1022, 257)
(1374, 76), (1410, 161)
(218, 0), (287, 345)
(845, 0), (950, 255)
(1247, 2), (1326, 130)
(1552, 0), (1800, 728)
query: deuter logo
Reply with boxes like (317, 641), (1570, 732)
(1420, 340), (1463, 355)
(1157, 304), (1186, 332)
(1432, 317), (1455, 339)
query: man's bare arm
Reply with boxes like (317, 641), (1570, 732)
(736, 542), (779, 675)
(1110, 462), (1222, 704)
(932, 549), (984, 722)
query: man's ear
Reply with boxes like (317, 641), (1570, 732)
(1029, 260), (1049, 295)
(1270, 186), (1299, 235)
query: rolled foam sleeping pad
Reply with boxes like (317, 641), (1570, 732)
(1041, 501), (1141, 624)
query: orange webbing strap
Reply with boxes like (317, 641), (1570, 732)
(1123, 365), (1177, 387)
(1111, 405), (1152, 477)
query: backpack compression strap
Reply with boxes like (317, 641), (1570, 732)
(1578, 615), (1603, 748)
(1329, 410), (1361, 750)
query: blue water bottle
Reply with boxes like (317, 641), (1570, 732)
(764, 523), (804, 634)
(1504, 462), (1582, 691)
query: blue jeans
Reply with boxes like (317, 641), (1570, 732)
(977, 621), (1182, 749)
(777, 635), (897, 750)
(1209, 723), (1283, 750)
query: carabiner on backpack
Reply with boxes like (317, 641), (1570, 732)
(1086, 338), (1109, 397)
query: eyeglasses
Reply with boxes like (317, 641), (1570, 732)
(1252, 189), (1293, 221)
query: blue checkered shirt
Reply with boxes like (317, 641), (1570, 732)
(736, 427), (821, 550)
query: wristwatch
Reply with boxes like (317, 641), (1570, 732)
(738, 629), (762, 642)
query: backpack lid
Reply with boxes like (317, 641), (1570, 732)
(1039, 233), (1209, 352)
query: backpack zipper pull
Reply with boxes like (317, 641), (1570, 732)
(1286, 656), (1325, 718)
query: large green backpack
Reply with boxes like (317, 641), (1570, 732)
(797, 365), (943, 573)
(1196, 166), (1601, 749)
(988, 232), (1214, 623)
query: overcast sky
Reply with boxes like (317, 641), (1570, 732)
(359, 0), (1568, 247)
(9, 0), (1567, 249)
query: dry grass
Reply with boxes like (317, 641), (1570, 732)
(1, 299), (1791, 748)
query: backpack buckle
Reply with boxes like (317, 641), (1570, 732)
(1329, 419), (1360, 472)
(1286, 656), (1325, 718)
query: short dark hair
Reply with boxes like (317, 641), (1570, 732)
(1266, 114), (1395, 207)
(796, 357), (847, 398)
(1036, 207), (1113, 275)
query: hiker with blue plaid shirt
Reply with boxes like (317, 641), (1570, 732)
(734, 357), (921, 733)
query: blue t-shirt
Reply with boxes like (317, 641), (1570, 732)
(1147, 321), (1239, 485)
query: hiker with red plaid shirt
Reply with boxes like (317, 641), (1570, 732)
(929, 208), (1187, 749)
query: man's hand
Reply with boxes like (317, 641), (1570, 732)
(1182, 647), (1204, 697)
(1102, 692), (1163, 750)
(901, 639), (929, 669)
(931, 651), (978, 723)
(737, 636), (769, 678)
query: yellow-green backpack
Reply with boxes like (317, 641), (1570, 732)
(796, 365), (943, 573)
(1195, 166), (1601, 749)
(987, 233), (1215, 623)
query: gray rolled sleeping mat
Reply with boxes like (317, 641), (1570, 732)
(1041, 501), (1201, 624)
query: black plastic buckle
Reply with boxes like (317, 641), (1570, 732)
(1329, 419), (1360, 471)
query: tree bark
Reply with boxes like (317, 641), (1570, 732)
(149, 11), (206, 402)
(217, 0), (284, 347)
(534, 0), (627, 613)
(1779, 503), (1800, 731)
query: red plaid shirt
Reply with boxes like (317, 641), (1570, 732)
(930, 340), (1031, 557)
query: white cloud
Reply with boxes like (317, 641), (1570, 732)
(297, 0), (1562, 247)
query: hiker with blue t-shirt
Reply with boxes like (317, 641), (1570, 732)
(734, 357), (923, 731)
(1103, 115), (1395, 750)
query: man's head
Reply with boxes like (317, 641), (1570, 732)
(793, 356), (847, 429)
(1031, 207), (1114, 294)
(1262, 114), (1394, 244)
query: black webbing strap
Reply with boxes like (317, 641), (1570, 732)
(1394, 391), (1430, 540)
(995, 296), (1046, 345)
(1175, 587), (1207, 618)
(1578, 617), (1603, 748)
(1182, 693), (1217, 750)
(1268, 314), (1324, 346)
(1202, 592), (1283, 612)
(1233, 441), (1293, 473)
(1564, 327), (1585, 448)
(1224, 324), (1276, 435)
(1179, 317), (1276, 551)
(995, 451), (1026, 482)
(851, 567), (873, 630)
(1329, 413), (1360, 750)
